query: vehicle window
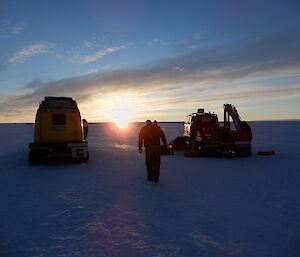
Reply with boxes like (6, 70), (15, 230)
(52, 114), (66, 125)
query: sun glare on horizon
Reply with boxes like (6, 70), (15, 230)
(104, 94), (139, 129)
(115, 118), (130, 129)
(114, 109), (131, 128)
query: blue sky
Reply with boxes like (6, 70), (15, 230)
(0, 0), (300, 122)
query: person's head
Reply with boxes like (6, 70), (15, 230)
(146, 120), (152, 126)
(153, 120), (158, 126)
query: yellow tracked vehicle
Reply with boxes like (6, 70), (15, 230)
(28, 97), (89, 164)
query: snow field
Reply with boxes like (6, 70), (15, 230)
(0, 121), (299, 257)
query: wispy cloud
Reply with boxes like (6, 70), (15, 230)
(147, 38), (170, 46)
(1, 30), (300, 121)
(80, 45), (127, 64)
(11, 23), (26, 34)
(0, 19), (26, 37)
(85, 68), (98, 74)
(8, 42), (56, 64)
(176, 33), (205, 49)
(83, 40), (94, 48)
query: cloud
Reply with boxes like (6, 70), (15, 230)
(173, 66), (184, 72)
(79, 45), (127, 64)
(8, 42), (56, 64)
(83, 40), (94, 48)
(176, 33), (204, 49)
(147, 38), (170, 46)
(23, 79), (44, 89)
(11, 23), (26, 34)
(1, 30), (300, 121)
(187, 45), (201, 49)
(0, 19), (26, 37)
(85, 68), (98, 74)
(82, 39), (104, 49)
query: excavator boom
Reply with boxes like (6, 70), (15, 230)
(224, 104), (242, 131)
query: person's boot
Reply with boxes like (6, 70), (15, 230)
(147, 169), (153, 181)
(153, 172), (159, 183)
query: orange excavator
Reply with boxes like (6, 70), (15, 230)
(171, 104), (252, 157)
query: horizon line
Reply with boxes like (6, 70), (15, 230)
(1, 118), (300, 125)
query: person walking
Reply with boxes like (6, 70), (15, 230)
(138, 120), (167, 183)
(153, 120), (167, 177)
(82, 119), (88, 140)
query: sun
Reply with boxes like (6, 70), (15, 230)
(115, 115), (130, 129)
(104, 94), (137, 129)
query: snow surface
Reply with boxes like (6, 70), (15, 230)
(0, 121), (299, 257)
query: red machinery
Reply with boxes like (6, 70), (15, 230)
(172, 104), (252, 157)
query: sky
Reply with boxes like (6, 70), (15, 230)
(0, 0), (300, 123)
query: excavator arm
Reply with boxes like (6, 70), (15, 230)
(224, 103), (252, 141)
(224, 104), (242, 131)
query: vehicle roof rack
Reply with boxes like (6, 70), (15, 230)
(39, 96), (78, 109)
